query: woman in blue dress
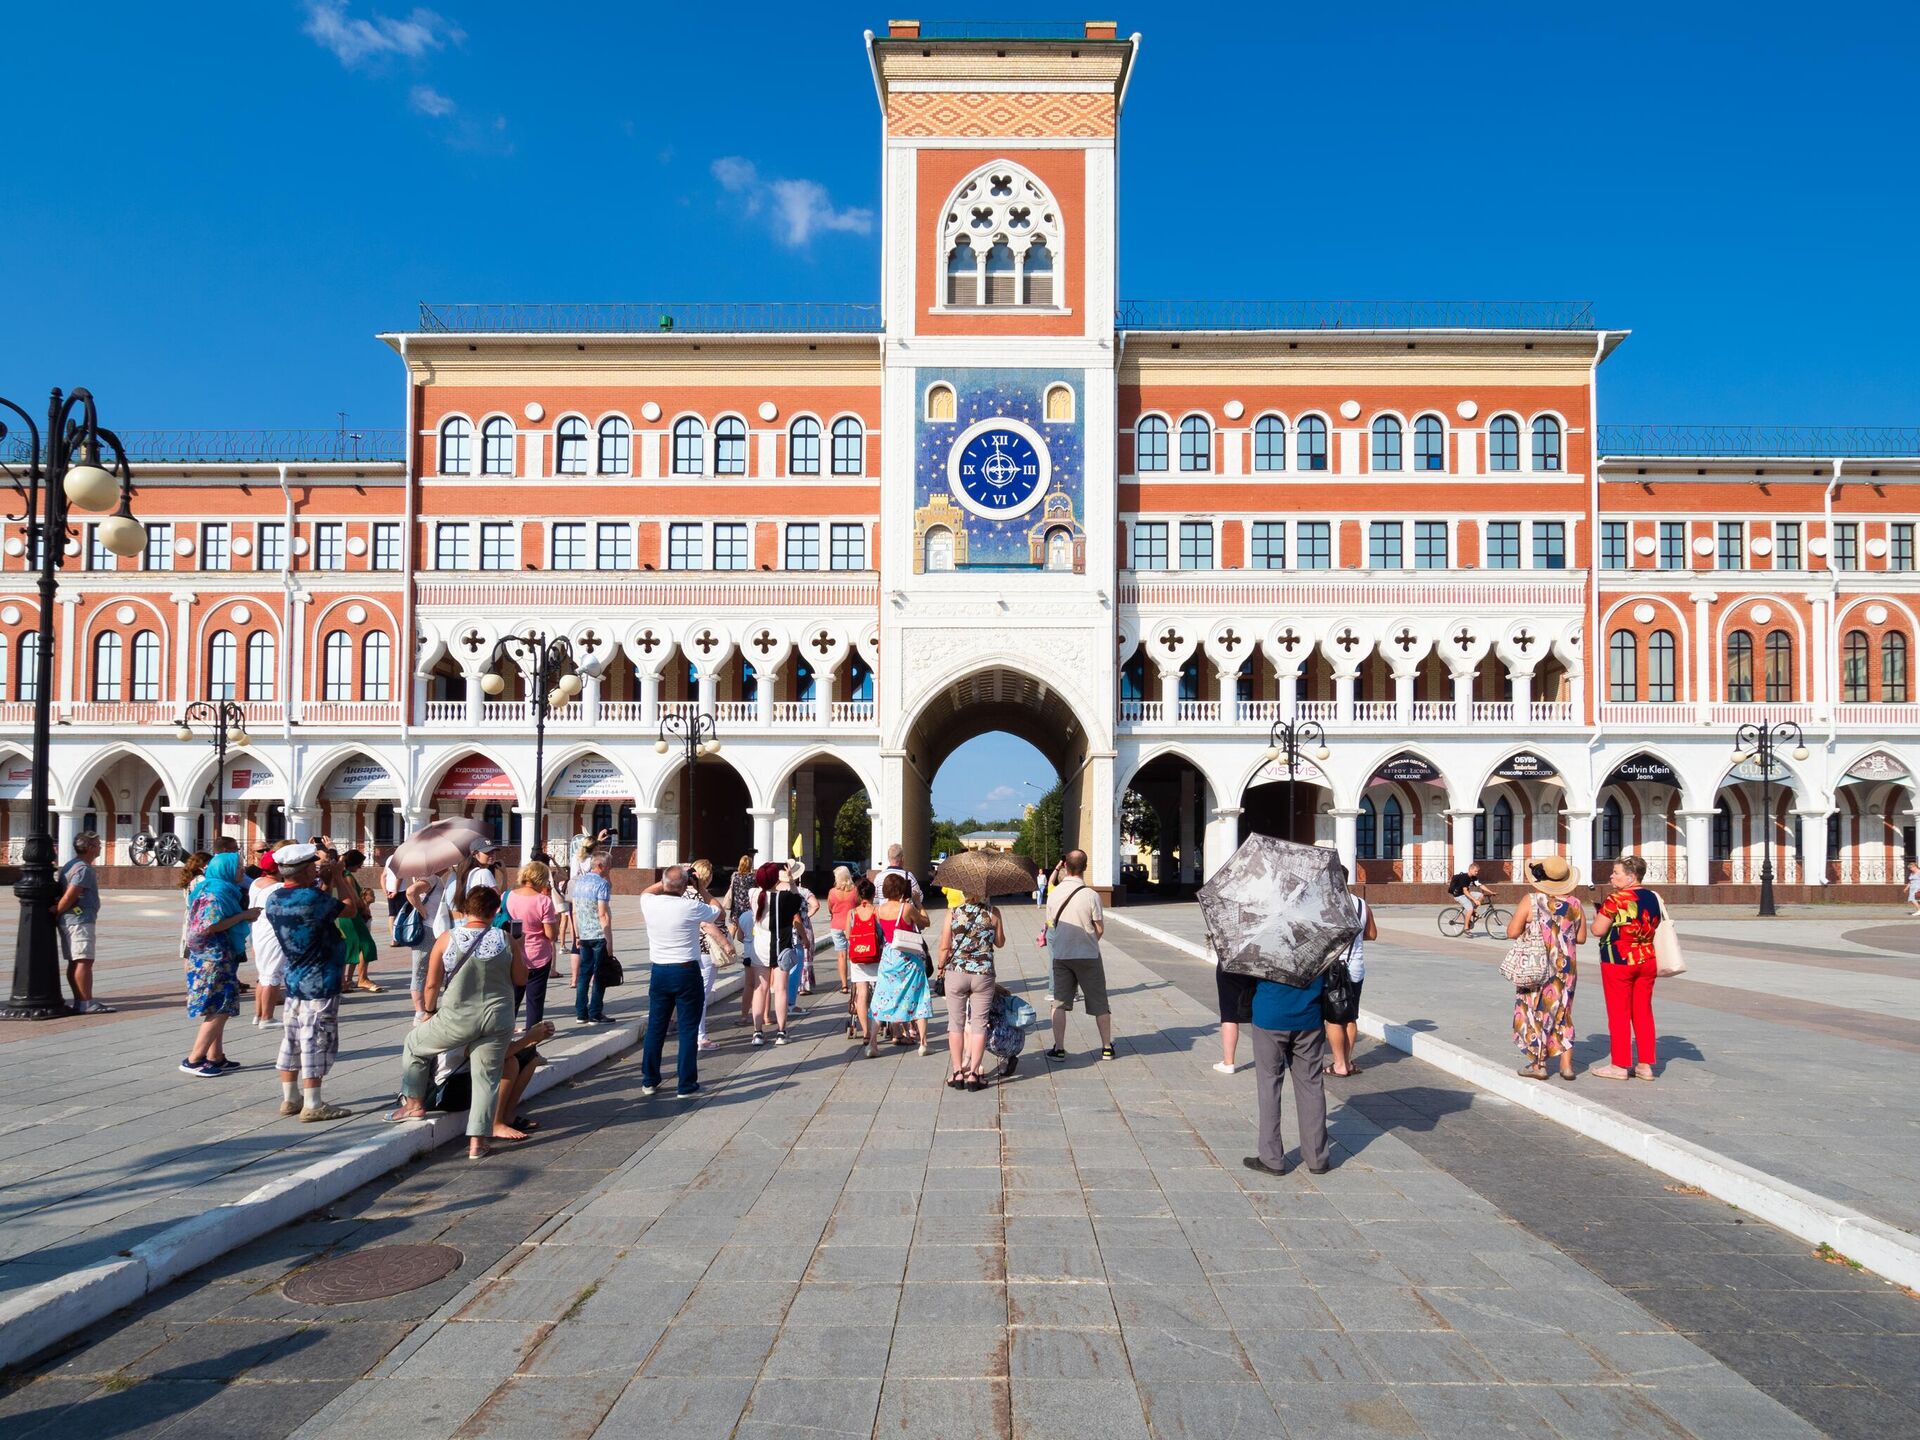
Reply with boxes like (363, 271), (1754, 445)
(868, 872), (931, 1056)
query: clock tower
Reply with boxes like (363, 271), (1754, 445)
(868, 21), (1136, 880)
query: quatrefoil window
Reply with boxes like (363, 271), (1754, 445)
(989, 174), (1013, 196)
(940, 162), (1065, 309)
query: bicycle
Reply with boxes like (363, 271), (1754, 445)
(128, 829), (187, 867)
(1437, 896), (1509, 938)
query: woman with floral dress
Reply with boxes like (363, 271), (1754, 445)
(1505, 854), (1586, 1081)
(869, 873), (931, 1056)
(182, 851), (259, 1077)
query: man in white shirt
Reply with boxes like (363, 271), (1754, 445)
(1043, 849), (1113, 1062)
(871, 842), (923, 906)
(639, 866), (729, 1097)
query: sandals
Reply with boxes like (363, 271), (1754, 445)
(1518, 1062), (1548, 1080)
(947, 1072), (966, 1089)
(965, 1074), (988, 1091)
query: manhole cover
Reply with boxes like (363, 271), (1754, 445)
(283, 1243), (463, 1304)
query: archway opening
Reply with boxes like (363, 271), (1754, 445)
(1475, 751), (1568, 884)
(67, 751), (168, 865)
(1128, 753), (1210, 893)
(778, 755), (869, 891)
(313, 751), (404, 857)
(929, 733), (1057, 894)
(664, 756), (751, 874)
(1596, 752), (1683, 885)
(1239, 752), (1332, 847)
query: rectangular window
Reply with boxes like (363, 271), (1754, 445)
(200, 523), (229, 571)
(784, 524), (820, 571)
(1297, 521), (1331, 570)
(1532, 521), (1567, 570)
(1774, 521), (1801, 570)
(1658, 522), (1687, 570)
(371, 523), (401, 570)
(433, 523), (470, 570)
(1177, 521), (1213, 570)
(478, 523), (515, 571)
(1893, 523), (1916, 572)
(829, 523), (866, 571)
(26, 524), (44, 569)
(314, 523), (346, 571)
(1130, 522), (1168, 571)
(87, 525), (113, 571)
(144, 523), (174, 572)
(1250, 521), (1286, 570)
(1485, 521), (1520, 570)
(1833, 521), (1859, 571)
(668, 523), (704, 570)
(1600, 520), (1628, 570)
(1413, 520), (1448, 570)
(257, 522), (286, 571)
(1368, 521), (1403, 569)
(596, 523), (633, 570)
(1717, 520), (1744, 571)
(550, 523), (588, 570)
(713, 523), (749, 571)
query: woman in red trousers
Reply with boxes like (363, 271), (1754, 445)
(1589, 853), (1662, 1080)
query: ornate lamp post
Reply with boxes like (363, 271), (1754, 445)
(656, 712), (721, 865)
(1264, 717), (1330, 845)
(2, 389), (148, 1020)
(174, 701), (252, 845)
(477, 631), (580, 858)
(1732, 719), (1809, 917)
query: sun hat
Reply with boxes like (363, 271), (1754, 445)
(273, 842), (318, 868)
(256, 851), (279, 876)
(1525, 854), (1578, 896)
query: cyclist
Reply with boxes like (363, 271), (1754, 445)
(1446, 860), (1491, 933)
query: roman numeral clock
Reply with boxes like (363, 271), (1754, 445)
(948, 417), (1049, 518)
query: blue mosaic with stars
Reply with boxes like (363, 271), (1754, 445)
(916, 368), (1084, 568)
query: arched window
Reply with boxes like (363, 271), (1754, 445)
(1298, 415), (1329, 471)
(555, 416), (588, 475)
(1024, 240), (1055, 305)
(1044, 385), (1073, 422)
(244, 631), (273, 701)
(788, 417), (821, 475)
(1178, 415), (1212, 472)
(481, 417), (514, 475)
(1045, 528), (1073, 571)
(591, 800), (614, 837)
(1491, 796), (1514, 860)
(362, 632), (392, 702)
(926, 385), (956, 422)
(1607, 630), (1638, 701)
(1135, 415), (1169, 472)
(1381, 794), (1404, 859)
(1532, 416), (1563, 471)
(714, 416), (747, 475)
(597, 417), (630, 475)
(984, 240), (1017, 305)
(672, 417), (704, 475)
(924, 527), (955, 572)
(92, 632), (122, 702)
(132, 630), (162, 702)
(439, 418), (472, 475)
(1370, 416), (1403, 471)
(1765, 630), (1794, 701)
(1488, 415), (1520, 472)
(323, 631), (353, 701)
(207, 630), (237, 700)
(1842, 629), (1870, 702)
(1883, 632), (1910, 702)
(1725, 630), (1754, 702)
(831, 417), (864, 476)
(1413, 414), (1446, 471)
(1254, 415), (1286, 472)
(1357, 797), (1377, 859)
(939, 164), (1065, 311)
(0, 633), (8, 700)
(1648, 629), (1677, 703)
(1711, 799), (1732, 861)
(17, 632), (38, 702)
(1600, 796), (1624, 859)
(945, 236), (976, 306)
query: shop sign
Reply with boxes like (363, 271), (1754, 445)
(213, 763), (280, 800)
(549, 756), (630, 800)
(0, 762), (32, 800)
(1607, 754), (1676, 785)
(321, 759), (398, 802)
(1843, 750), (1909, 784)
(1375, 753), (1440, 785)
(1493, 752), (1558, 781)
(435, 758), (516, 801)
(1249, 755), (1329, 788)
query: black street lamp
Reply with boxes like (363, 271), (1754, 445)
(2, 389), (148, 1020)
(1264, 716), (1330, 845)
(174, 701), (252, 846)
(656, 711), (721, 865)
(477, 631), (580, 858)
(1731, 719), (1810, 917)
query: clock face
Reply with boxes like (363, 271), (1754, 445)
(947, 417), (1050, 520)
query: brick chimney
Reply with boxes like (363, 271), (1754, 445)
(1084, 20), (1118, 39)
(888, 19), (921, 38)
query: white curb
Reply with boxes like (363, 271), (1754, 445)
(1107, 909), (1920, 1292)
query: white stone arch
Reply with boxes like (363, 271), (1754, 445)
(1201, 618), (1258, 673)
(1599, 743), (1710, 814)
(1121, 742), (1234, 805)
(1376, 616), (1436, 676)
(1230, 746), (1336, 813)
(413, 746), (532, 816)
(623, 620), (679, 678)
(1347, 741), (1468, 812)
(894, 648), (1107, 765)
(1318, 617), (1377, 675)
(179, 744), (290, 814)
(62, 740), (172, 815)
(541, 742), (647, 811)
(682, 623), (735, 678)
(739, 621), (794, 673)
(764, 744), (884, 811)
(1469, 747), (1588, 813)
(1, 739), (65, 811)
(937, 159), (1067, 308)
(1832, 744), (1919, 800)
(640, 747), (763, 814)
(294, 744), (407, 813)
(1835, 594), (1920, 633)
(1260, 618), (1319, 674)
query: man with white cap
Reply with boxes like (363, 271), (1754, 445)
(265, 842), (361, 1121)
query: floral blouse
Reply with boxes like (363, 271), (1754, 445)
(947, 902), (998, 974)
(1597, 887), (1663, 965)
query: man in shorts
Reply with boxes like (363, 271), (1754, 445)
(265, 843), (361, 1121)
(1042, 849), (1113, 1061)
(1447, 860), (1490, 931)
(53, 832), (112, 1013)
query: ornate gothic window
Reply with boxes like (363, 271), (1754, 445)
(938, 163), (1064, 310)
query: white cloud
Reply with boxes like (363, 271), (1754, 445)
(711, 156), (872, 248)
(303, 1), (460, 68)
(409, 84), (456, 117)
(980, 785), (1021, 807)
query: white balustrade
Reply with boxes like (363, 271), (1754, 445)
(480, 701), (529, 724)
(1353, 700), (1398, 724)
(1296, 701), (1336, 722)
(1411, 700), (1456, 724)
(714, 701), (756, 723)
(423, 700), (466, 723)
(1234, 700), (1283, 724)
(1835, 703), (1920, 727)
(830, 701), (877, 725)
(1596, 702), (1697, 726)
(1708, 703), (1814, 727)
(598, 701), (647, 723)
(298, 701), (397, 725)
(1472, 701), (1514, 724)
(771, 701), (813, 725)
(1529, 701), (1575, 723)
(1175, 700), (1219, 724)
(659, 701), (699, 722)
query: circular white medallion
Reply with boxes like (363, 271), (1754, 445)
(231, 604), (252, 623)
(116, 604), (136, 624)
(1867, 536), (1889, 558)
(1867, 604), (1889, 625)
(1633, 603), (1657, 624)
(641, 401), (662, 422)
(1456, 400), (1480, 420)
(346, 535), (368, 556)
(1808, 537), (1830, 556)
(1751, 535), (1773, 556)
(1338, 400), (1361, 421)
(1691, 535), (1714, 556)
(0, 606), (17, 624)
(291, 536), (310, 556)
(758, 401), (778, 422)
(347, 604), (368, 624)
(523, 402), (545, 422)
(64, 538), (80, 556)
(1633, 535), (1657, 556)
(1222, 400), (1244, 421)
(4, 538), (22, 557)
(232, 535), (252, 556)
(946, 416), (1051, 521)
(1751, 604), (1772, 623)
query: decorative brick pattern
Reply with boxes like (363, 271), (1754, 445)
(888, 91), (1115, 138)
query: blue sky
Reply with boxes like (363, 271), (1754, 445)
(5, 2), (1914, 815)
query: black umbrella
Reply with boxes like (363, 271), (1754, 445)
(1197, 835), (1360, 986)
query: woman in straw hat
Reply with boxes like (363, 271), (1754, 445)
(1505, 854), (1586, 1081)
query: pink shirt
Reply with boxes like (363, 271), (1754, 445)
(507, 889), (558, 969)
(828, 887), (858, 933)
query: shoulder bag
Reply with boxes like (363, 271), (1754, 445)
(887, 907), (929, 959)
(1649, 891), (1687, 976)
(1498, 894), (1553, 990)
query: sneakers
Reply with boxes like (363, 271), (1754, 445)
(774, 1032), (789, 1046)
(278, 1098), (301, 1117)
(639, 1083), (659, 1097)
(1212, 1061), (1238, 1075)
(299, 1102), (351, 1122)
(1588, 1063), (1632, 1080)
(698, 1039), (717, 1051)
(1044, 1047), (1067, 1061)
(677, 1084), (701, 1098)
(216, 1058), (243, 1072)
(179, 1058), (223, 1077)
(1100, 1045), (1116, 1061)
(751, 1032), (765, 1047)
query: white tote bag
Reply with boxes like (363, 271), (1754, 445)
(1649, 890), (1687, 977)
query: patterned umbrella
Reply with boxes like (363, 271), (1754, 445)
(931, 849), (1038, 902)
(1197, 835), (1360, 986)
(387, 817), (491, 881)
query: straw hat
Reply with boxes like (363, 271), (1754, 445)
(1524, 854), (1578, 896)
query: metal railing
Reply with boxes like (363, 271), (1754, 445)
(1117, 300), (1596, 332)
(4, 428), (405, 465)
(417, 302), (885, 335)
(1599, 425), (1920, 458)
(913, 20), (1106, 39)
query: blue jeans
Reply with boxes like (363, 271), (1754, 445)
(785, 949), (805, 1011)
(642, 963), (705, 1094)
(575, 939), (609, 1021)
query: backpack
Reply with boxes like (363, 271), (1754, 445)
(847, 907), (881, 964)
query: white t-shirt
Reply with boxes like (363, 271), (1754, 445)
(434, 866), (497, 936)
(249, 877), (286, 973)
(640, 892), (722, 966)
